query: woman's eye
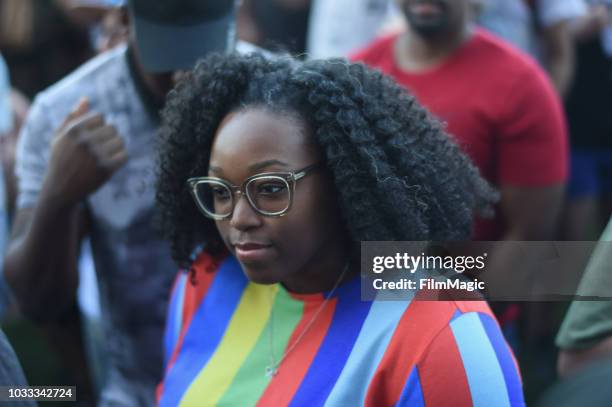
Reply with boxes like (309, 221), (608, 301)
(212, 187), (230, 200)
(257, 182), (286, 195)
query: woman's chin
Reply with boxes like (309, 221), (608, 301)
(240, 266), (280, 286)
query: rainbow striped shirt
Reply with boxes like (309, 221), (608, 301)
(158, 253), (524, 406)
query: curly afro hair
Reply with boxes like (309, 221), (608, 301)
(156, 53), (497, 269)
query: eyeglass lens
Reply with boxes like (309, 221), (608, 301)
(193, 176), (291, 217)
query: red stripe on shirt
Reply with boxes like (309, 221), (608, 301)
(256, 298), (338, 407)
(364, 293), (457, 406)
(418, 324), (473, 406)
(157, 252), (223, 400)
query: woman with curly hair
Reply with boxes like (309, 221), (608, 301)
(155, 53), (524, 406)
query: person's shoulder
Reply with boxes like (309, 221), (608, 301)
(470, 29), (544, 76)
(407, 299), (525, 406)
(191, 249), (227, 275)
(365, 295), (502, 383)
(184, 248), (238, 290)
(350, 33), (399, 64)
(169, 249), (229, 306)
(35, 44), (128, 109)
(395, 297), (503, 368)
(468, 28), (555, 99)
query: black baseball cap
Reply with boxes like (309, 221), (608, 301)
(128, 0), (238, 73)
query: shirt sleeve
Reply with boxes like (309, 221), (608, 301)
(497, 64), (568, 186)
(396, 312), (525, 407)
(15, 96), (55, 209)
(536, 0), (587, 27)
(163, 271), (188, 368)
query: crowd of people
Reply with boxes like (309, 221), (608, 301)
(0, 0), (611, 406)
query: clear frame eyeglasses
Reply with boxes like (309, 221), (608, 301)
(186, 164), (320, 220)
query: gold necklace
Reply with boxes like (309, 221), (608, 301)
(265, 264), (350, 378)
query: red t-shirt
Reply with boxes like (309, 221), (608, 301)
(351, 29), (568, 239)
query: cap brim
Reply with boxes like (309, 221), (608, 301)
(131, 12), (235, 73)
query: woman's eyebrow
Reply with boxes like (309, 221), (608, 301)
(248, 159), (289, 172)
(208, 165), (223, 174)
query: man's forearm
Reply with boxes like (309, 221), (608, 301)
(548, 53), (574, 99)
(544, 21), (575, 99)
(3, 184), (82, 320)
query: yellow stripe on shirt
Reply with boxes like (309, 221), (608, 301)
(180, 283), (278, 406)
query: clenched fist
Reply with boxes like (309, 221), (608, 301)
(46, 97), (128, 206)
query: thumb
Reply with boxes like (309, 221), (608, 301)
(58, 97), (89, 132)
(68, 97), (89, 121)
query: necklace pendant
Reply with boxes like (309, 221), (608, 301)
(265, 365), (278, 378)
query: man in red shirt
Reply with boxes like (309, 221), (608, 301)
(352, 0), (568, 241)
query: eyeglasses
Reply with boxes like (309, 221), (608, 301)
(186, 164), (320, 220)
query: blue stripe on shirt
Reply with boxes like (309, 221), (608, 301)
(159, 257), (247, 407)
(450, 312), (511, 407)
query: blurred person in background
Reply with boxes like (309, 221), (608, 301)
(55, 0), (130, 397)
(3, 0), (244, 404)
(4, 1), (128, 400)
(352, 0), (567, 242)
(352, 0), (568, 400)
(0, 0), (93, 99)
(475, 1), (600, 394)
(475, 0), (587, 98)
(0, 52), (39, 406)
(543, 217), (612, 406)
(1, 46), (95, 405)
(562, 1), (612, 241)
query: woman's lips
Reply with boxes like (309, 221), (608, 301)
(234, 243), (275, 263)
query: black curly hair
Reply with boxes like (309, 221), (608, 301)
(156, 53), (497, 269)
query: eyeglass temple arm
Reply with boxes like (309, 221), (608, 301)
(293, 164), (320, 181)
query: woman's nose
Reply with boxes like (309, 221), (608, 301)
(229, 194), (263, 230)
